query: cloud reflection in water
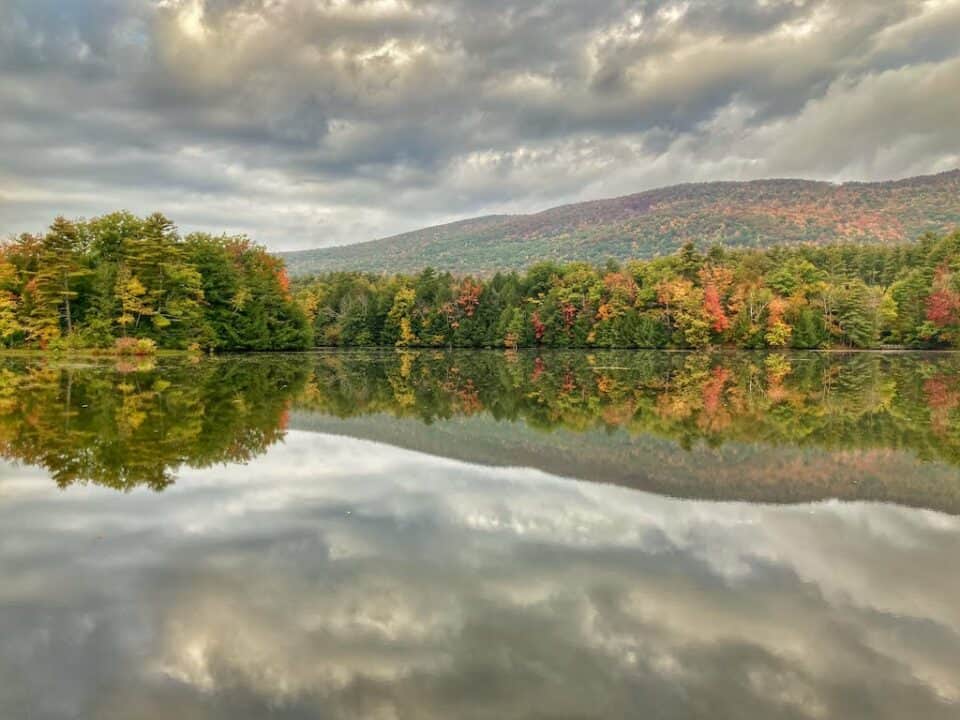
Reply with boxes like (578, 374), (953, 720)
(0, 431), (958, 719)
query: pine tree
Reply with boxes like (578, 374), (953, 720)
(36, 217), (90, 337)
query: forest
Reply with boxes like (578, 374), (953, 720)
(0, 212), (311, 351)
(297, 230), (960, 349)
(4, 212), (960, 352)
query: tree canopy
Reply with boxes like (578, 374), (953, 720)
(295, 231), (960, 350)
(7, 214), (960, 352)
(1, 212), (311, 351)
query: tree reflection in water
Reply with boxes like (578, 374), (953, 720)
(0, 355), (308, 491)
(0, 350), (958, 510)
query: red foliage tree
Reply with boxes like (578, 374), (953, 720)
(456, 279), (482, 317)
(531, 311), (546, 342)
(703, 284), (730, 333)
(276, 267), (291, 298)
(926, 290), (957, 326)
(925, 266), (960, 327)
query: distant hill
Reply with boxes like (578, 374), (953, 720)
(289, 413), (960, 515)
(281, 169), (960, 276)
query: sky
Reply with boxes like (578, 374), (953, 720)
(1, 0), (959, 251)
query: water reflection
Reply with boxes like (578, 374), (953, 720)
(0, 351), (958, 511)
(1, 433), (958, 719)
(0, 356), (306, 490)
(1, 351), (959, 718)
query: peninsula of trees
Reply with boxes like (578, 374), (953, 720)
(0, 212), (311, 351)
(3, 212), (959, 351)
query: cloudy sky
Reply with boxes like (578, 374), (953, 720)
(1, 0), (959, 250)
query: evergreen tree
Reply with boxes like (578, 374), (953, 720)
(33, 217), (91, 339)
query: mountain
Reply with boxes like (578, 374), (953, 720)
(281, 169), (960, 276)
(290, 412), (960, 515)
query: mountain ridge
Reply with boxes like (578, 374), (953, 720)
(281, 169), (960, 276)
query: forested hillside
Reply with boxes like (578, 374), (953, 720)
(295, 231), (960, 350)
(0, 212), (311, 351)
(282, 170), (960, 275)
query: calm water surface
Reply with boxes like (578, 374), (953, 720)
(1, 350), (959, 719)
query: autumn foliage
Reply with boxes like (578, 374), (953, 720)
(297, 232), (960, 350)
(0, 212), (311, 351)
(703, 284), (730, 333)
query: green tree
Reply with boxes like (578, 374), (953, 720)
(31, 217), (91, 341)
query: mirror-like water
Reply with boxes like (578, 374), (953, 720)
(1, 351), (958, 719)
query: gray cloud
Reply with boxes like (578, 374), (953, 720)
(1, 0), (958, 250)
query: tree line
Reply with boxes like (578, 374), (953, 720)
(296, 231), (960, 349)
(0, 212), (311, 351)
(5, 213), (960, 351)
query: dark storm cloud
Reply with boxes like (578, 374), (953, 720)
(1, 0), (958, 249)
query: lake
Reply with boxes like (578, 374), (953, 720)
(1, 350), (959, 719)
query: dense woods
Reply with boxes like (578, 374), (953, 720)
(297, 231), (960, 350)
(6, 212), (960, 352)
(0, 212), (311, 351)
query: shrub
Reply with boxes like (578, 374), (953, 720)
(113, 337), (158, 356)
